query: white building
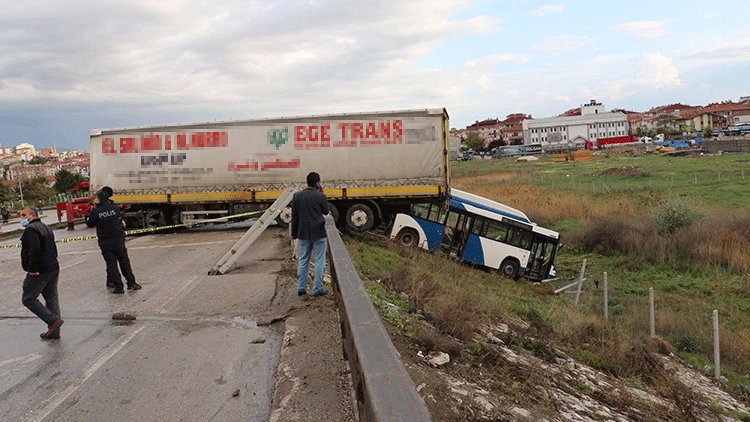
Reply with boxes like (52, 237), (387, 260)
(15, 143), (36, 161)
(522, 100), (630, 150)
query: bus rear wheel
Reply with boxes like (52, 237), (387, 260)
(499, 259), (520, 280)
(397, 228), (418, 247)
(345, 203), (375, 233)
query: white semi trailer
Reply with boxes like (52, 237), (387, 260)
(89, 109), (451, 232)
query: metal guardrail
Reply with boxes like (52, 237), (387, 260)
(324, 215), (432, 421)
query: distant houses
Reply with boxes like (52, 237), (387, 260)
(0, 140), (89, 187)
(458, 97), (750, 150)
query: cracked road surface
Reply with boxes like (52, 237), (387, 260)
(0, 222), (309, 422)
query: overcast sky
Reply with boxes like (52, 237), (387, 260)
(2, 0), (749, 151)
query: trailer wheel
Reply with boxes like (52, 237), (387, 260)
(326, 203), (339, 226)
(146, 209), (166, 228)
(499, 258), (520, 280)
(397, 228), (418, 248)
(345, 203), (375, 233)
(275, 206), (292, 228)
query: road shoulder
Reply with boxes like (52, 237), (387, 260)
(268, 243), (355, 422)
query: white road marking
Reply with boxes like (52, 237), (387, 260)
(59, 260), (85, 270)
(157, 274), (203, 314)
(23, 325), (147, 422)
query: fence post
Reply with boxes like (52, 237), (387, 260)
(714, 309), (721, 381)
(649, 287), (655, 336)
(574, 259), (587, 306)
(603, 272), (608, 323)
(694, 173), (697, 184)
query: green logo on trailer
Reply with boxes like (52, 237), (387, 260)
(268, 127), (288, 150)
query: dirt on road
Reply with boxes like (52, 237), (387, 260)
(267, 239), (356, 422)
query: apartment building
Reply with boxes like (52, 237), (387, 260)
(522, 100), (629, 150)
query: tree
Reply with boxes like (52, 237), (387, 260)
(0, 183), (15, 204)
(703, 127), (713, 139)
(28, 156), (50, 165)
(17, 177), (56, 202)
(54, 169), (87, 193)
(464, 132), (485, 151)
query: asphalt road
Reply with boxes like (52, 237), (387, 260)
(0, 221), (293, 422)
(1, 211), (61, 235)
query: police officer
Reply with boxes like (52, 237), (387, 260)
(86, 189), (141, 294)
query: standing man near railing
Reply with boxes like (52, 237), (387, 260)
(291, 172), (329, 297)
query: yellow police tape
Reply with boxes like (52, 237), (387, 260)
(0, 208), (279, 250)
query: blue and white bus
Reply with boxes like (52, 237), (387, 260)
(389, 189), (560, 281)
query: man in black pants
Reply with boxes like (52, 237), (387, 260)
(20, 207), (64, 339)
(86, 190), (141, 294)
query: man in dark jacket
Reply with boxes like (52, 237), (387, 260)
(86, 190), (141, 294)
(291, 172), (329, 296)
(20, 207), (64, 339)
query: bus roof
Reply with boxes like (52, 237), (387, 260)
(449, 189), (560, 240)
(450, 189), (531, 224)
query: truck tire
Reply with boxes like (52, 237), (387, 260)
(499, 258), (520, 280)
(275, 206), (292, 228)
(345, 203), (375, 233)
(146, 209), (166, 228)
(326, 203), (339, 226)
(397, 228), (418, 247)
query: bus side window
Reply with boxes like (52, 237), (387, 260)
(486, 220), (508, 242)
(508, 227), (531, 248)
(412, 203), (430, 220)
(470, 216), (486, 236)
(429, 204), (447, 225)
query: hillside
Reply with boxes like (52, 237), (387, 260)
(345, 151), (750, 421)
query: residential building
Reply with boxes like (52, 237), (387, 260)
(730, 109), (750, 126)
(496, 114), (529, 147)
(15, 143), (36, 161)
(522, 100), (630, 150)
(465, 118), (501, 147)
(676, 110), (722, 132)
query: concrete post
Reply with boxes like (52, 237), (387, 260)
(714, 309), (721, 381)
(603, 272), (608, 323)
(574, 259), (586, 306)
(649, 287), (655, 336)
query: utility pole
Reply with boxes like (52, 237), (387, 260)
(18, 179), (25, 208)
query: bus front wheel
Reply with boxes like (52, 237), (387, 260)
(499, 259), (520, 280)
(397, 229), (418, 248)
(345, 203), (375, 233)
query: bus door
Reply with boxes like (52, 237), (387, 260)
(527, 235), (557, 281)
(440, 211), (470, 258)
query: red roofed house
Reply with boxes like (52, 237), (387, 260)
(465, 118), (501, 148)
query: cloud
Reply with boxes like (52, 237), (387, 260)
(529, 4), (565, 17)
(682, 43), (750, 61)
(633, 53), (681, 89)
(532, 35), (594, 55)
(612, 21), (667, 39)
(465, 53), (532, 68)
(0, 0), (496, 115)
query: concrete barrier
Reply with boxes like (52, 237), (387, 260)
(325, 215), (432, 421)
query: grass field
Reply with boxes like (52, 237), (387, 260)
(346, 150), (750, 412)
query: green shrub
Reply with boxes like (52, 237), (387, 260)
(673, 335), (702, 354)
(652, 197), (706, 234)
